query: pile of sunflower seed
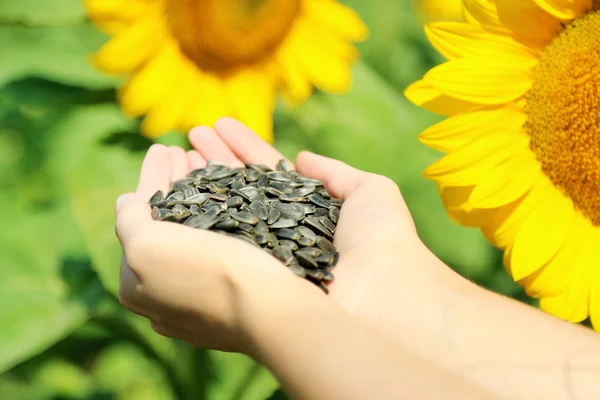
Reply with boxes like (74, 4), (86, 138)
(148, 159), (342, 293)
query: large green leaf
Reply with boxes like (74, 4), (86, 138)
(0, 197), (104, 374)
(0, 0), (85, 26)
(0, 23), (115, 89)
(285, 63), (498, 277)
(47, 105), (140, 297)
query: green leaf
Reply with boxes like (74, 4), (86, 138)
(0, 23), (115, 89)
(0, 0), (85, 26)
(47, 105), (140, 297)
(207, 352), (278, 400)
(0, 199), (105, 374)
(285, 62), (498, 277)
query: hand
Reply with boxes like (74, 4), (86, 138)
(115, 123), (326, 353)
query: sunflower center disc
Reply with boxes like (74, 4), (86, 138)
(165, 0), (300, 74)
(526, 9), (600, 224)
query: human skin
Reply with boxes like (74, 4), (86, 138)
(116, 118), (600, 400)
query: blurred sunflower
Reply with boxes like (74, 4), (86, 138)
(405, 0), (600, 330)
(85, 0), (368, 141)
(415, 0), (464, 22)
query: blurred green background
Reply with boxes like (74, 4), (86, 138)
(0, 0), (529, 399)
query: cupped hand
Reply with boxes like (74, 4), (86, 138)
(116, 118), (442, 353)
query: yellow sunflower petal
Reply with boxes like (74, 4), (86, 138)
(419, 106), (527, 152)
(589, 240), (600, 330)
(463, 0), (501, 26)
(92, 14), (162, 74)
(277, 46), (313, 106)
(139, 54), (190, 138)
(293, 19), (353, 94)
(404, 80), (481, 116)
(439, 185), (492, 227)
(85, 0), (156, 34)
(480, 175), (553, 249)
(493, 0), (562, 48)
(540, 222), (597, 323)
(425, 22), (537, 60)
(424, 131), (528, 182)
(184, 71), (228, 130)
(423, 55), (535, 105)
(519, 215), (586, 298)
(304, 0), (369, 42)
(119, 42), (179, 117)
(226, 68), (276, 143)
(509, 186), (575, 281)
(466, 151), (541, 209)
(532, 0), (592, 20)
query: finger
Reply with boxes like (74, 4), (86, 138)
(187, 150), (207, 170)
(115, 192), (154, 246)
(136, 144), (172, 201)
(214, 117), (287, 169)
(189, 126), (244, 167)
(169, 146), (189, 182)
(295, 151), (367, 200)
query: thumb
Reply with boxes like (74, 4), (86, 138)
(295, 151), (367, 200)
(115, 192), (153, 245)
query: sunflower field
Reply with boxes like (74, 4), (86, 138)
(0, 0), (530, 399)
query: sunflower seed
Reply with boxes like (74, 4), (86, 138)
(276, 159), (294, 172)
(297, 236), (316, 247)
(249, 200), (269, 220)
(275, 203), (305, 220)
(308, 193), (330, 208)
(316, 236), (336, 252)
(149, 190), (165, 203)
(275, 228), (301, 241)
(238, 223), (255, 233)
(289, 263), (307, 278)
(278, 240), (299, 251)
(319, 217), (336, 233)
(270, 218), (298, 229)
(215, 219), (239, 231)
(186, 193), (211, 205)
(328, 207), (340, 224)
(226, 196), (244, 208)
(273, 246), (294, 265)
(297, 253), (319, 269)
(255, 219), (269, 234)
(297, 226), (318, 241)
(232, 211), (259, 225)
(267, 207), (281, 225)
(166, 191), (185, 201)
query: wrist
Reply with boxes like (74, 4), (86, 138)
(234, 268), (334, 361)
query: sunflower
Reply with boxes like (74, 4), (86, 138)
(405, 0), (600, 330)
(415, 0), (464, 22)
(84, 0), (368, 142)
